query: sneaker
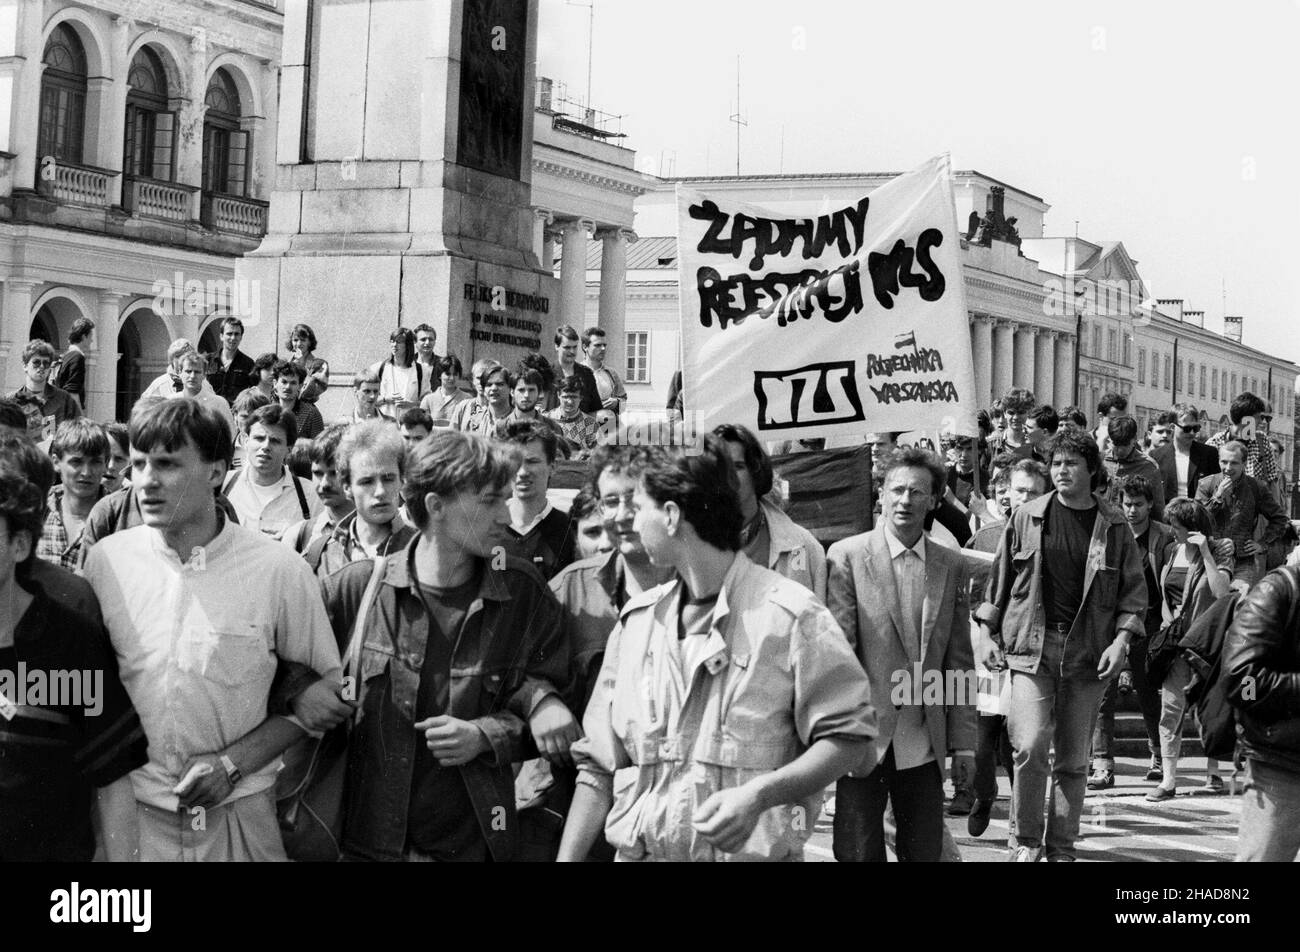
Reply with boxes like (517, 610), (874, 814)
(1009, 845), (1042, 862)
(1199, 775), (1226, 795)
(1086, 767), (1114, 790)
(1145, 786), (1176, 802)
(967, 799), (993, 838)
(1046, 853), (1077, 863)
(1145, 757), (1163, 782)
(946, 788), (975, 817)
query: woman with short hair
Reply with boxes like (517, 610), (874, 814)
(1147, 497), (1233, 801)
(287, 323), (330, 403)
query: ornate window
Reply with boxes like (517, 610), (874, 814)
(37, 24), (88, 165)
(202, 69), (248, 196)
(124, 47), (174, 180)
(1137, 348), (1146, 385)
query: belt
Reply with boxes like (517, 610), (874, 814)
(1045, 622), (1072, 633)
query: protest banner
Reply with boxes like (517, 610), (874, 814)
(677, 154), (978, 441)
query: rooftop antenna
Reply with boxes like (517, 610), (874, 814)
(729, 55), (747, 176)
(1074, 220), (1079, 238)
(566, 0), (594, 111)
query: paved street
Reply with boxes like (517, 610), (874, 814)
(806, 755), (1244, 862)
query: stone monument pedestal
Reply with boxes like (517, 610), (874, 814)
(236, 0), (558, 421)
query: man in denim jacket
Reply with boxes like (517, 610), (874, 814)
(974, 430), (1145, 861)
(322, 431), (574, 862)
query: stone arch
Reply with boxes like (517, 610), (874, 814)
(116, 303), (174, 420)
(125, 31), (190, 101)
(31, 286), (95, 347)
(42, 8), (110, 78)
(205, 54), (264, 118)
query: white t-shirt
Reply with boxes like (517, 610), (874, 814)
(1175, 448), (1191, 498)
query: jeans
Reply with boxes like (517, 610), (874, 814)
(1237, 759), (1300, 862)
(1007, 627), (1108, 860)
(974, 714), (1013, 802)
(1127, 639), (1163, 761)
(1091, 676), (1118, 767)
(834, 747), (945, 862)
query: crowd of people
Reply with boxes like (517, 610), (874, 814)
(3, 315), (1300, 863)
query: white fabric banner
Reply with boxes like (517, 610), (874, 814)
(677, 154), (978, 441)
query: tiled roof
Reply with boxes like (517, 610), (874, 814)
(572, 235), (679, 271)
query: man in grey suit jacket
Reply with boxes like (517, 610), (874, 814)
(827, 446), (977, 862)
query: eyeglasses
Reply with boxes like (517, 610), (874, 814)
(27, 359), (52, 369)
(600, 492), (638, 515)
(1177, 424), (1201, 433)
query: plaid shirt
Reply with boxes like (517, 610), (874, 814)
(36, 485), (100, 571)
(1207, 429), (1280, 486)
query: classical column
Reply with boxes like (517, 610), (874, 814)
(1013, 323), (1035, 393)
(991, 319), (1014, 400)
(558, 218), (594, 326)
(87, 291), (126, 420)
(1053, 332), (1075, 409)
(0, 278), (39, 394)
(597, 227), (634, 381)
(969, 315), (992, 408)
(533, 208), (553, 269)
(96, 17), (132, 207)
(1033, 327), (1054, 405)
(8, 0), (45, 189)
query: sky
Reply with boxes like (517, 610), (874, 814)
(536, 0), (1300, 364)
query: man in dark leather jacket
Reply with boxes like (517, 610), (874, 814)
(1223, 565), (1300, 861)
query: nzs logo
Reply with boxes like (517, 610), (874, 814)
(753, 361), (865, 430)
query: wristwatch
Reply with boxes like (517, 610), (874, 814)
(219, 754), (243, 786)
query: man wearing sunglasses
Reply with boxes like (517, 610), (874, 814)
(1150, 403), (1219, 503)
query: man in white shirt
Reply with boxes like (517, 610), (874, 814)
(82, 399), (344, 861)
(581, 327), (628, 426)
(1151, 403), (1219, 502)
(172, 347), (236, 438)
(225, 404), (321, 537)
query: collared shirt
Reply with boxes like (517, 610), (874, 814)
(505, 504), (575, 581)
(572, 552), (877, 862)
(881, 529), (932, 769)
(36, 485), (101, 571)
(226, 466), (322, 538)
(584, 362), (627, 408)
(421, 386), (471, 423)
(315, 511), (416, 578)
(82, 518), (343, 811)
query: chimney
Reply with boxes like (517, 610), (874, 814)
(537, 76), (554, 112)
(1184, 310), (1205, 328)
(1224, 315), (1244, 343)
(1157, 298), (1184, 321)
